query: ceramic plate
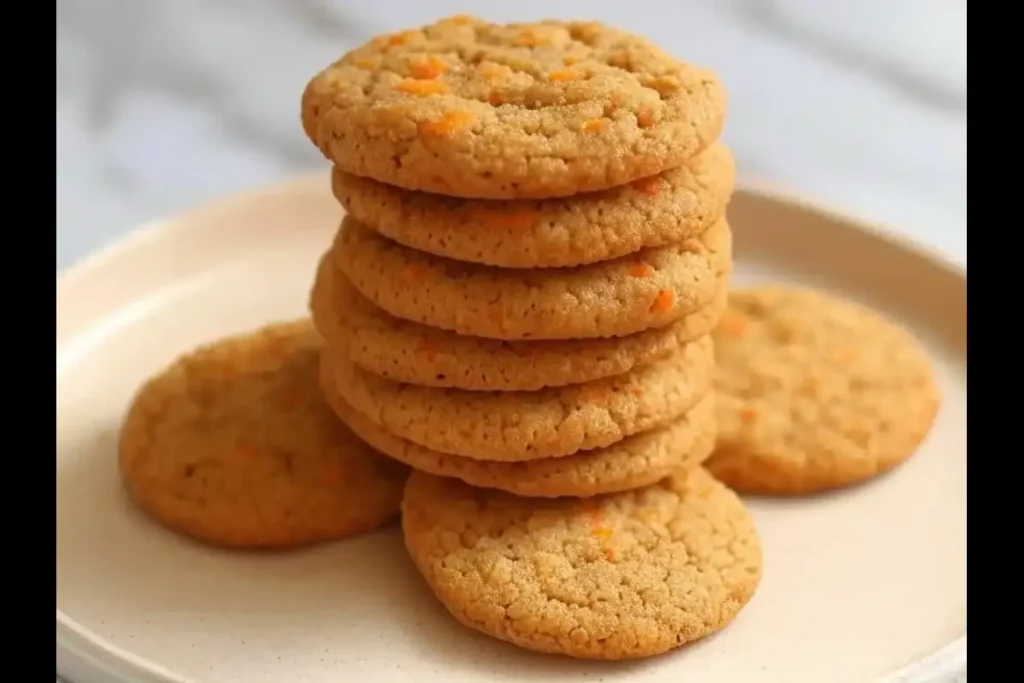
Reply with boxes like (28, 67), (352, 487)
(56, 176), (967, 683)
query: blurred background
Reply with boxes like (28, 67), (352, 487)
(55, 0), (966, 271)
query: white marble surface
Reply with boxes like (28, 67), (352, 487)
(56, 0), (966, 273)
(56, 1), (966, 680)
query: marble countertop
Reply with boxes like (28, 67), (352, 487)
(56, 0), (966, 273)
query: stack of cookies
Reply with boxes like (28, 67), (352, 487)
(303, 15), (762, 660)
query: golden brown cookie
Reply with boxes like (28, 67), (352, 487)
(310, 251), (727, 391)
(335, 217), (731, 341)
(302, 16), (726, 199)
(402, 467), (762, 659)
(707, 287), (941, 495)
(118, 320), (409, 548)
(320, 355), (716, 497)
(327, 339), (714, 462)
(332, 144), (734, 268)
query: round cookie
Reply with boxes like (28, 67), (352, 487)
(302, 16), (726, 199)
(327, 338), (714, 462)
(402, 467), (762, 659)
(707, 287), (941, 495)
(118, 320), (409, 548)
(332, 144), (735, 268)
(335, 217), (731, 341)
(320, 355), (717, 497)
(310, 251), (728, 391)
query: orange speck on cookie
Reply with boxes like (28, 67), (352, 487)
(549, 68), (583, 81)
(440, 14), (476, 25)
(487, 91), (504, 105)
(514, 30), (539, 47)
(603, 546), (617, 562)
(739, 407), (758, 425)
(402, 264), (431, 283)
(630, 261), (653, 278)
(580, 385), (614, 407)
(636, 110), (655, 128)
(592, 526), (613, 540)
(396, 78), (449, 96)
(408, 55), (449, 79)
(582, 119), (607, 133)
(650, 289), (674, 313)
(382, 30), (419, 47)
(480, 65), (506, 81)
(629, 385), (645, 397)
(354, 58), (375, 69)
(632, 176), (661, 196)
(563, 55), (580, 66)
(418, 111), (474, 136)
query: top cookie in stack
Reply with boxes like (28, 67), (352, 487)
(303, 15), (735, 498)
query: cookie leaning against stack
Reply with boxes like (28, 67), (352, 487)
(302, 15), (760, 660)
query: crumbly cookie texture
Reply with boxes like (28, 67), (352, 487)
(707, 286), (941, 495)
(310, 251), (727, 391)
(332, 144), (734, 268)
(335, 217), (731, 341)
(118, 320), (408, 548)
(302, 16), (726, 199)
(327, 338), (714, 462)
(321, 355), (716, 497)
(402, 467), (762, 659)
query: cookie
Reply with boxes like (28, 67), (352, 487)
(402, 467), (762, 659)
(707, 287), (941, 495)
(326, 338), (714, 462)
(321, 355), (716, 497)
(311, 251), (727, 391)
(332, 144), (734, 268)
(118, 320), (409, 548)
(302, 16), (726, 199)
(335, 217), (731, 341)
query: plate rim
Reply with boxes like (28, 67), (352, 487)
(56, 176), (966, 683)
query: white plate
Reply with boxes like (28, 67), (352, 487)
(56, 176), (966, 683)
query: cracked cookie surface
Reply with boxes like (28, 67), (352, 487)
(326, 338), (714, 462)
(335, 217), (731, 341)
(310, 251), (727, 391)
(302, 15), (726, 198)
(402, 467), (762, 659)
(332, 144), (734, 268)
(707, 287), (941, 495)
(320, 354), (716, 497)
(118, 320), (408, 548)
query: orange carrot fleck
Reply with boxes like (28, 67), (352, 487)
(636, 110), (654, 128)
(408, 55), (449, 79)
(739, 407), (758, 425)
(384, 30), (419, 47)
(487, 91), (504, 105)
(354, 58), (375, 69)
(582, 119), (607, 133)
(603, 546), (616, 562)
(630, 261), (653, 278)
(563, 55), (580, 66)
(441, 14), (476, 25)
(632, 176), (661, 196)
(549, 68), (583, 82)
(396, 78), (449, 96)
(481, 65), (506, 81)
(592, 527), (613, 540)
(650, 289), (674, 313)
(514, 31), (539, 47)
(418, 111), (474, 136)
